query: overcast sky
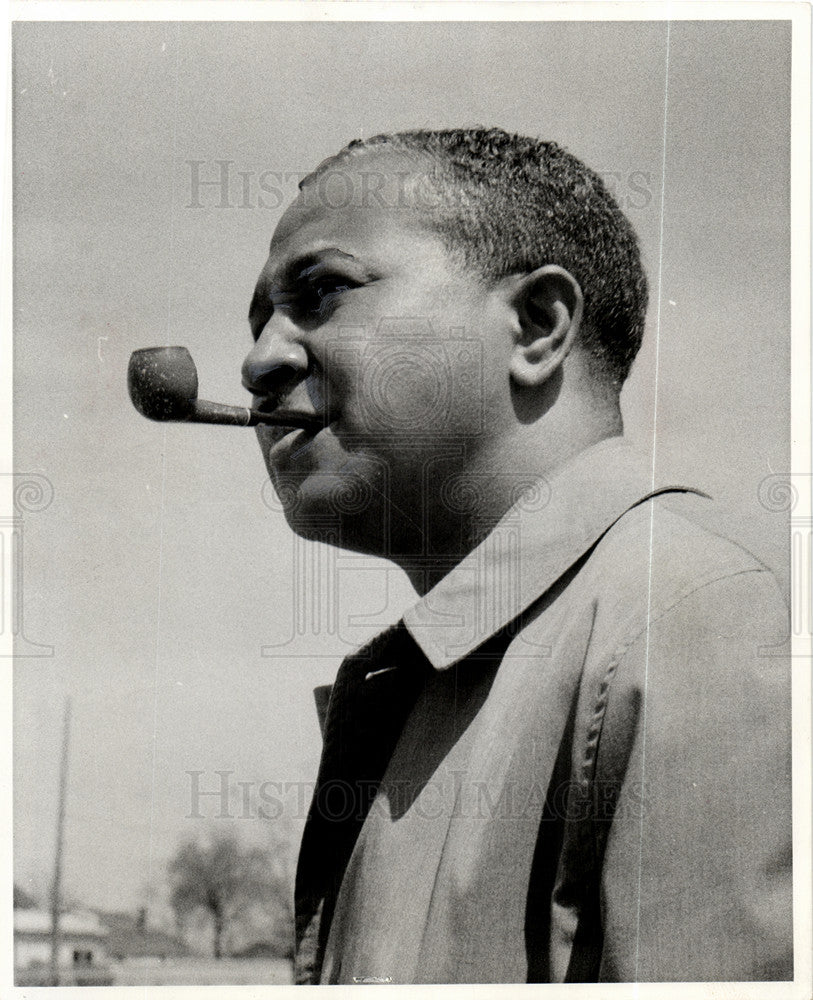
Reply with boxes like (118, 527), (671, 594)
(12, 18), (791, 913)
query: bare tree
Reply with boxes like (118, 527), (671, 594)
(14, 883), (37, 909)
(167, 830), (280, 959)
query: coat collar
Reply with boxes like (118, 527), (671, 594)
(402, 437), (707, 670)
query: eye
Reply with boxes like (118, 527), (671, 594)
(302, 275), (353, 316)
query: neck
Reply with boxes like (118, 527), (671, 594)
(396, 392), (624, 596)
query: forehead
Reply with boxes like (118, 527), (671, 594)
(265, 150), (453, 276)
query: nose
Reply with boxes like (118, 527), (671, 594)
(241, 319), (309, 400)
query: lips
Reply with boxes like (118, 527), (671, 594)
(255, 405), (334, 463)
(252, 397), (328, 436)
(264, 425), (336, 476)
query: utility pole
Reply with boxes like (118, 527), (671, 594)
(49, 697), (71, 987)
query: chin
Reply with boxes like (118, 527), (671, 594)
(284, 510), (389, 558)
(276, 476), (387, 556)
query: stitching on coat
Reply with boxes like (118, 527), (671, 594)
(580, 566), (769, 787)
(569, 566), (772, 927)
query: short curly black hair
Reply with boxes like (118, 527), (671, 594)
(302, 128), (648, 390)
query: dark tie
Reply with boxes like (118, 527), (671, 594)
(294, 621), (432, 983)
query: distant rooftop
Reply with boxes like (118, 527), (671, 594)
(14, 909), (108, 938)
(96, 911), (190, 959)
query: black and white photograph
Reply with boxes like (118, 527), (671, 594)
(4, 5), (811, 994)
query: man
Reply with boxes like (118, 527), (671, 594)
(241, 129), (792, 983)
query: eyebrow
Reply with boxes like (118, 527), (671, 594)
(247, 247), (359, 324)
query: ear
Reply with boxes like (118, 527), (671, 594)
(509, 265), (583, 388)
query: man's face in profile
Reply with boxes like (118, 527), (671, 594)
(243, 152), (517, 561)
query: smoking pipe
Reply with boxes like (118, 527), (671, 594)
(128, 346), (319, 430)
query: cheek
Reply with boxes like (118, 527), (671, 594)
(373, 350), (447, 430)
(342, 338), (481, 438)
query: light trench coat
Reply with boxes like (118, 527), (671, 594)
(294, 438), (793, 984)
